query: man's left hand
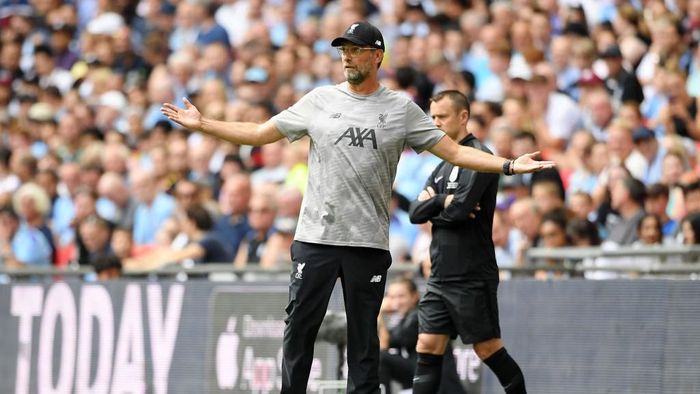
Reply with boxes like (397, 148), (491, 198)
(513, 151), (556, 174)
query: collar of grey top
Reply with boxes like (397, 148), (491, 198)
(338, 82), (386, 98)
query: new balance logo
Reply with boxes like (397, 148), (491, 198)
(334, 127), (377, 149)
(370, 275), (382, 283)
(295, 262), (306, 280)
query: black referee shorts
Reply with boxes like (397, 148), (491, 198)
(418, 280), (501, 345)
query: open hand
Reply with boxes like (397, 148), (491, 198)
(513, 151), (555, 174)
(160, 97), (202, 131)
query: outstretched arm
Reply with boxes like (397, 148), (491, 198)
(428, 136), (555, 174)
(161, 98), (285, 146)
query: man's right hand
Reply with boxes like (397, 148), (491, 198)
(160, 97), (202, 131)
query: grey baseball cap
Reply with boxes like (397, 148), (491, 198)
(331, 21), (385, 51)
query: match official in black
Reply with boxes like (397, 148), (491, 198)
(409, 90), (527, 394)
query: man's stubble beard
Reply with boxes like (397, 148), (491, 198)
(345, 67), (369, 85)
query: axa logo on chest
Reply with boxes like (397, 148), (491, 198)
(334, 127), (377, 149)
(10, 283), (184, 394)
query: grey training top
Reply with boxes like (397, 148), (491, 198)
(272, 82), (445, 250)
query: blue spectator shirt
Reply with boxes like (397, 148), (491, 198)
(12, 222), (53, 266)
(133, 193), (176, 246)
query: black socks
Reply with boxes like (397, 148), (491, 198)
(412, 352), (444, 394)
(483, 347), (527, 394)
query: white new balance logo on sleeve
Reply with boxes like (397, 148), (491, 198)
(370, 275), (382, 283)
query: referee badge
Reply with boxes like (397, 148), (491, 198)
(447, 166), (459, 189)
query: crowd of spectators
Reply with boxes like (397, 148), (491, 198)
(1, 0), (700, 279)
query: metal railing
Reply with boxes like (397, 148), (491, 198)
(2, 245), (700, 281)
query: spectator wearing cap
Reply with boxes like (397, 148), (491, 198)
(576, 68), (607, 110)
(600, 45), (644, 108)
(0, 205), (52, 268)
(95, 90), (128, 132)
(505, 59), (532, 101)
(633, 126), (664, 185)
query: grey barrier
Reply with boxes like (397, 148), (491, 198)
(0, 280), (484, 394)
(2, 279), (700, 393)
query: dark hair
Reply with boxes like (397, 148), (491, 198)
(684, 213), (700, 245)
(0, 146), (11, 166)
(646, 183), (669, 199)
(637, 213), (662, 234)
(430, 90), (471, 120)
(623, 176), (647, 206)
(33, 44), (53, 57)
(566, 219), (601, 246)
(0, 204), (19, 220)
(513, 130), (537, 144)
(91, 253), (122, 275)
(186, 204), (214, 231)
(390, 275), (418, 294)
(542, 210), (568, 231)
(683, 180), (700, 195)
(80, 214), (113, 231)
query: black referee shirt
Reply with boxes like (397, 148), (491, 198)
(409, 134), (500, 282)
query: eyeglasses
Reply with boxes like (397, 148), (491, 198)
(337, 46), (375, 56)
